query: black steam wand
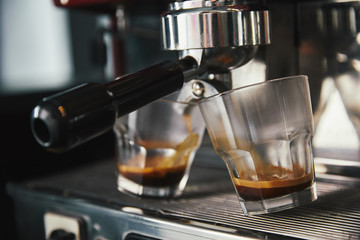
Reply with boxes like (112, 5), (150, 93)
(31, 57), (199, 152)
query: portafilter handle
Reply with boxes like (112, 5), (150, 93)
(31, 57), (198, 152)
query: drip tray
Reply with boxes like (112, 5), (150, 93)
(8, 154), (360, 240)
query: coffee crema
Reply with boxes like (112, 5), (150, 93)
(118, 114), (199, 188)
(233, 165), (314, 201)
(117, 160), (187, 187)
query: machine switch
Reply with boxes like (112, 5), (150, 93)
(44, 212), (84, 240)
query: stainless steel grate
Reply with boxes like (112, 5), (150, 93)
(163, 183), (360, 240)
(23, 158), (360, 240)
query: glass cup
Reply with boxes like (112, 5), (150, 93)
(198, 75), (317, 215)
(114, 98), (205, 198)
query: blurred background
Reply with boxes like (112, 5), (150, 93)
(0, 0), (164, 238)
(0, 1), (96, 239)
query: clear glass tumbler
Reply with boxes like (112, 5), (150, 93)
(199, 75), (317, 215)
(114, 99), (205, 198)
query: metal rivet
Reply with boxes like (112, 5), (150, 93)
(192, 81), (205, 98)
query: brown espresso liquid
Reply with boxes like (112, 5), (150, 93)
(118, 114), (198, 187)
(117, 157), (187, 187)
(234, 165), (314, 201)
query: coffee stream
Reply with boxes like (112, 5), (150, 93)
(117, 115), (199, 187)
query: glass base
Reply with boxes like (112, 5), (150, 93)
(239, 182), (317, 216)
(117, 174), (183, 198)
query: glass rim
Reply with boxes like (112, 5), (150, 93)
(199, 75), (308, 104)
(156, 97), (198, 106)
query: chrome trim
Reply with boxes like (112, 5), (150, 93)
(161, 1), (270, 50)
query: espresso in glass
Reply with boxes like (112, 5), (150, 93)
(117, 124), (200, 197)
(117, 141), (191, 188)
(233, 164), (314, 201)
(199, 75), (317, 215)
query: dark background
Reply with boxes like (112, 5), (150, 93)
(0, 1), (172, 239)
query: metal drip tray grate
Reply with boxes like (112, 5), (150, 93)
(11, 157), (360, 240)
(161, 182), (360, 240)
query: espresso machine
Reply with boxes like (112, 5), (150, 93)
(7, 0), (360, 239)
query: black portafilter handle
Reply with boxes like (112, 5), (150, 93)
(31, 57), (198, 152)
